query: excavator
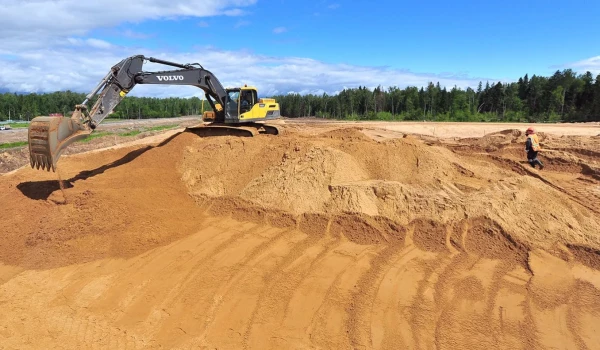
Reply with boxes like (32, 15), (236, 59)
(27, 54), (283, 172)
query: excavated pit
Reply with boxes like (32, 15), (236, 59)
(1, 124), (600, 349)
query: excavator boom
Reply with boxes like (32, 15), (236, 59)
(27, 55), (275, 172)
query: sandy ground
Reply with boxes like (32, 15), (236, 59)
(285, 118), (600, 137)
(1, 120), (600, 349)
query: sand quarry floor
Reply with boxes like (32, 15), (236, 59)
(1, 120), (600, 349)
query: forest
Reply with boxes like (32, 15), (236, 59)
(0, 69), (599, 122)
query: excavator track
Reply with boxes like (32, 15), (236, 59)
(186, 122), (284, 137)
(258, 123), (284, 135)
(186, 124), (258, 137)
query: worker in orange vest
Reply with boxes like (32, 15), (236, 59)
(525, 127), (544, 169)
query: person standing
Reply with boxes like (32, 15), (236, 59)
(525, 127), (544, 169)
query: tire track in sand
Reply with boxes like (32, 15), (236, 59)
(143, 221), (290, 348)
(92, 219), (253, 330)
(34, 219), (274, 349)
(346, 239), (413, 348)
(172, 226), (306, 349)
(244, 218), (343, 349)
(275, 242), (377, 349)
(305, 245), (384, 349)
(369, 245), (423, 349)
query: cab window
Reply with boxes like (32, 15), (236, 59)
(240, 90), (256, 113)
(226, 90), (240, 115)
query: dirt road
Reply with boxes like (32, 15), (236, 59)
(0, 117), (201, 173)
(1, 121), (599, 349)
(0, 116), (200, 144)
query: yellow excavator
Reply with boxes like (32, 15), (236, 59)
(27, 55), (283, 172)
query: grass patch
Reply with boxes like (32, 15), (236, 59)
(76, 124), (180, 142)
(119, 130), (141, 137)
(2, 122), (29, 129)
(0, 141), (28, 149)
(80, 131), (113, 142)
(103, 118), (123, 123)
(117, 124), (178, 137)
(146, 124), (178, 132)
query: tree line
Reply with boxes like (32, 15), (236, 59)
(0, 91), (209, 121)
(271, 69), (600, 122)
(1, 69), (599, 122)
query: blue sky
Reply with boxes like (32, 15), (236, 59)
(92, 0), (600, 78)
(0, 0), (599, 97)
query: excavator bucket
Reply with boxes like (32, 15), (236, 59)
(28, 115), (91, 171)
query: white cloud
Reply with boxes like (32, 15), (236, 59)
(0, 0), (499, 99)
(0, 42), (497, 98)
(86, 38), (113, 49)
(65, 38), (112, 49)
(564, 56), (600, 75)
(0, 0), (255, 52)
(273, 26), (287, 34)
(223, 8), (248, 16)
(328, 3), (340, 9)
(0, 0), (255, 35)
(234, 20), (251, 28)
(122, 30), (153, 39)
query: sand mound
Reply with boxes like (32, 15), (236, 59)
(240, 146), (370, 214)
(2, 126), (598, 268)
(462, 216), (529, 264)
(172, 128), (600, 254)
(179, 135), (290, 197)
(455, 128), (551, 152)
(490, 128), (523, 137)
(0, 148), (29, 173)
(316, 127), (373, 142)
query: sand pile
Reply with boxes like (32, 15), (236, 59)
(0, 148), (29, 173)
(454, 128), (552, 153)
(240, 146), (370, 213)
(3, 126), (598, 265)
(176, 128), (600, 254)
(0, 132), (210, 269)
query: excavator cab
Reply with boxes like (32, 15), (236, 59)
(225, 85), (280, 123)
(211, 85), (280, 123)
(201, 86), (279, 123)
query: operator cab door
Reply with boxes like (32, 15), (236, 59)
(240, 89), (256, 113)
(240, 88), (257, 119)
(225, 89), (240, 122)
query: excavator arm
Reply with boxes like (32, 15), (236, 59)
(28, 55), (231, 171)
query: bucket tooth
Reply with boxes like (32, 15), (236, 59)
(36, 155), (43, 170)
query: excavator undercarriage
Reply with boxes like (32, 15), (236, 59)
(27, 55), (284, 172)
(187, 122), (282, 137)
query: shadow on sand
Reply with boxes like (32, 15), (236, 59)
(17, 131), (185, 200)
